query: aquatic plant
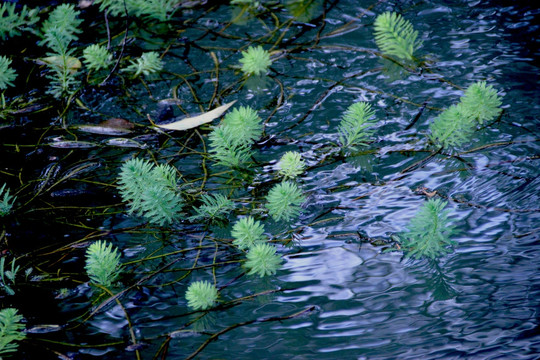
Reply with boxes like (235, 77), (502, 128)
(460, 81), (502, 124)
(0, 257), (19, 296)
(374, 12), (421, 62)
(209, 125), (254, 169)
(278, 151), (306, 179)
(0, 308), (25, 357)
(82, 44), (112, 71)
(245, 243), (282, 277)
(0, 56), (17, 90)
(221, 106), (263, 145)
(286, 0), (323, 22)
(429, 81), (502, 148)
(40, 4), (82, 98)
(429, 104), (476, 148)
(190, 193), (235, 222)
(85, 240), (122, 287)
(337, 102), (376, 151)
(265, 181), (305, 222)
(40, 4), (82, 47)
(185, 280), (218, 310)
(0, 183), (16, 216)
(0, 2), (39, 39)
(239, 46), (272, 76)
(117, 159), (183, 226)
(398, 198), (456, 259)
(93, 0), (180, 21)
(231, 216), (266, 250)
(122, 52), (163, 78)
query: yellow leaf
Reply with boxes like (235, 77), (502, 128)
(156, 100), (236, 131)
(39, 56), (82, 74)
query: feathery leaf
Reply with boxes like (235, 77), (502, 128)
(0, 183), (16, 217)
(428, 103), (476, 148)
(0, 308), (25, 356)
(209, 125), (253, 169)
(185, 280), (218, 310)
(231, 216), (266, 250)
(122, 52), (163, 77)
(190, 193), (235, 222)
(117, 158), (183, 225)
(83, 44), (112, 71)
(85, 240), (122, 287)
(338, 102), (376, 150)
(374, 12), (421, 62)
(460, 81), (502, 124)
(0, 56), (17, 90)
(239, 46), (272, 76)
(429, 81), (502, 148)
(0, 2), (39, 39)
(221, 106), (263, 145)
(398, 198), (456, 259)
(278, 151), (306, 179)
(245, 243), (282, 277)
(265, 181), (305, 222)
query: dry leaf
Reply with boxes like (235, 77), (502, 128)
(156, 100), (236, 131)
(76, 118), (135, 136)
(100, 118), (135, 130)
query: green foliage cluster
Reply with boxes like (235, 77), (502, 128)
(40, 4), (83, 98)
(117, 158), (184, 226)
(85, 240), (122, 287)
(0, 308), (25, 357)
(398, 198), (456, 259)
(0, 257), (19, 296)
(245, 243), (282, 277)
(209, 106), (262, 168)
(190, 193), (235, 222)
(231, 216), (266, 250)
(460, 81), (503, 124)
(122, 52), (163, 78)
(239, 46), (272, 76)
(429, 81), (502, 148)
(265, 181), (305, 222)
(0, 56), (16, 90)
(0, 183), (16, 216)
(222, 106), (263, 144)
(1, 3), (168, 101)
(337, 102), (376, 151)
(82, 44), (112, 72)
(374, 12), (422, 62)
(0, 2), (39, 39)
(278, 151), (306, 179)
(185, 280), (219, 310)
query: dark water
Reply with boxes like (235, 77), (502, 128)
(3, 0), (540, 359)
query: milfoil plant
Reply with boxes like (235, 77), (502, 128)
(398, 198), (456, 259)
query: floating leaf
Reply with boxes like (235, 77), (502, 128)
(156, 100), (236, 131)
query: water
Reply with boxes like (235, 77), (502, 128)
(3, 0), (539, 359)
